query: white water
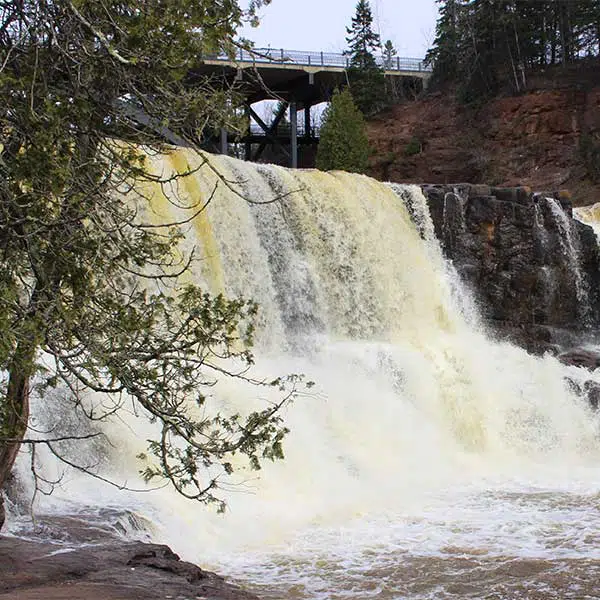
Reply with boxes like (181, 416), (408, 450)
(575, 201), (600, 242)
(11, 150), (600, 598)
(545, 197), (590, 323)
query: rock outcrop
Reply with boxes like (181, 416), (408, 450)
(368, 62), (600, 206)
(0, 512), (259, 600)
(420, 184), (600, 353)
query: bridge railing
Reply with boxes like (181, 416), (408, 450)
(206, 47), (431, 73)
(248, 121), (320, 137)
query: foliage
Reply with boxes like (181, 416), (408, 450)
(316, 89), (370, 173)
(426, 0), (600, 102)
(345, 0), (386, 116)
(0, 0), (308, 517)
(404, 137), (423, 157)
(383, 40), (398, 69)
(580, 133), (600, 182)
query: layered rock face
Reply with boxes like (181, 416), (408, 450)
(420, 184), (600, 353)
(368, 65), (600, 206)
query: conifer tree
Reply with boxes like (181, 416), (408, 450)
(426, 0), (600, 101)
(345, 0), (386, 115)
(425, 0), (459, 84)
(383, 40), (398, 69)
(316, 89), (370, 173)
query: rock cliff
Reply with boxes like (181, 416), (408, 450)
(419, 184), (600, 355)
(368, 63), (600, 207)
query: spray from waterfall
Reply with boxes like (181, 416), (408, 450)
(9, 149), (600, 600)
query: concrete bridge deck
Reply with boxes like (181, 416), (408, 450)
(195, 46), (430, 167)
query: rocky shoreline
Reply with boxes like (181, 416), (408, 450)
(0, 512), (259, 600)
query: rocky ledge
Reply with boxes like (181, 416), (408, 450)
(420, 183), (600, 349)
(0, 512), (259, 600)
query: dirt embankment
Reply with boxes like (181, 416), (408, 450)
(368, 63), (600, 206)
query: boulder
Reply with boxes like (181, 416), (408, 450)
(558, 349), (600, 370)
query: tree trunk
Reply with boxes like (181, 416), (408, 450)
(0, 365), (31, 489)
(0, 354), (32, 531)
(0, 301), (40, 532)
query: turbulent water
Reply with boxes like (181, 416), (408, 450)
(575, 202), (600, 241)
(10, 150), (600, 599)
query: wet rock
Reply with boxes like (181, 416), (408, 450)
(420, 184), (600, 345)
(584, 380), (600, 409)
(0, 514), (259, 600)
(564, 376), (600, 409)
(558, 349), (600, 370)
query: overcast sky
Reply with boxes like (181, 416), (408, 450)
(240, 0), (439, 59)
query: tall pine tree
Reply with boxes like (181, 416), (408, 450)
(427, 0), (600, 102)
(345, 0), (386, 115)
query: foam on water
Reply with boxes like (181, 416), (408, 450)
(12, 150), (600, 598)
(575, 201), (600, 241)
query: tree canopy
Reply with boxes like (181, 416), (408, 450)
(316, 89), (370, 173)
(345, 0), (386, 116)
(0, 0), (308, 527)
(426, 0), (600, 101)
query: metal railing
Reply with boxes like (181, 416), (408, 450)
(248, 121), (320, 137)
(206, 47), (431, 73)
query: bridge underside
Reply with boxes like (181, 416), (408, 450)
(192, 61), (428, 168)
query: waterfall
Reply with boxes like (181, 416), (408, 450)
(544, 197), (590, 324)
(10, 150), (600, 599)
(575, 201), (600, 242)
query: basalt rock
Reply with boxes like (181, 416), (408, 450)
(558, 348), (600, 370)
(421, 184), (600, 349)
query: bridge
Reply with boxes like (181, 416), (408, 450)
(193, 47), (431, 167)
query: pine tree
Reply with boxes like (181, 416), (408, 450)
(426, 0), (600, 101)
(425, 0), (462, 85)
(383, 40), (398, 69)
(316, 89), (370, 173)
(345, 0), (386, 115)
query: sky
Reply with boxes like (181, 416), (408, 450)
(240, 0), (439, 59)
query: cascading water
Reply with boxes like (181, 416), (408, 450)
(575, 201), (600, 242)
(9, 150), (600, 599)
(545, 197), (591, 324)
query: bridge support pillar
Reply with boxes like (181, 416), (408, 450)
(244, 104), (252, 161)
(304, 103), (312, 140)
(290, 101), (298, 169)
(220, 128), (228, 155)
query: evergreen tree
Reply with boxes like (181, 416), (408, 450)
(345, 0), (386, 115)
(427, 0), (600, 101)
(383, 40), (398, 69)
(316, 89), (370, 173)
(425, 0), (462, 85)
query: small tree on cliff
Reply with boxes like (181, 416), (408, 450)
(345, 0), (386, 116)
(316, 89), (370, 173)
(0, 0), (308, 528)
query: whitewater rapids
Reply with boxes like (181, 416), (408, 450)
(10, 149), (600, 599)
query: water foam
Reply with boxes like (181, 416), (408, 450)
(12, 150), (600, 599)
